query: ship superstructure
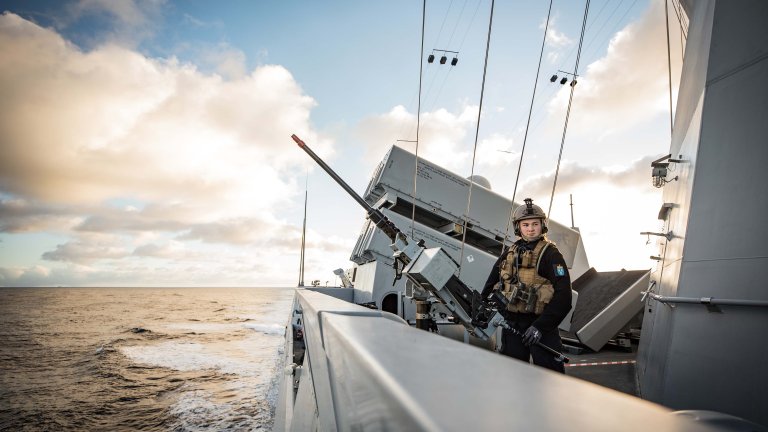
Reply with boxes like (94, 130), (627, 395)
(636, 0), (768, 425)
(273, 1), (768, 430)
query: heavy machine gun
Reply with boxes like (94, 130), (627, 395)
(292, 134), (568, 362)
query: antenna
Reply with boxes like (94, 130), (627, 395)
(570, 194), (575, 229)
(298, 171), (308, 287)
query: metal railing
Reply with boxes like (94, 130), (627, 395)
(644, 292), (768, 308)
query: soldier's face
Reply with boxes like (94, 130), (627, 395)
(519, 219), (542, 240)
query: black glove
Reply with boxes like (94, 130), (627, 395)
(522, 326), (541, 346)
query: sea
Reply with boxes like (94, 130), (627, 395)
(0, 287), (295, 432)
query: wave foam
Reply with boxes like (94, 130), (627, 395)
(168, 389), (273, 431)
(244, 323), (285, 336)
(120, 341), (275, 377)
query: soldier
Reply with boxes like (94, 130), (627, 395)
(482, 198), (572, 373)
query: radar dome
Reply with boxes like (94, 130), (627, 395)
(467, 175), (491, 190)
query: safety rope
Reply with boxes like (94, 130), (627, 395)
(502, 0), (554, 246)
(411, 0), (428, 237)
(547, 0), (591, 220)
(457, 0), (494, 276)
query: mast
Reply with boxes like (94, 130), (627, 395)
(298, 173), (307, 287)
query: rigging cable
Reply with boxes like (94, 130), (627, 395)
(425, 0), (480, 115)
(423, 0), (469, 113)
(547, 0), (591, 220)
(669, 0), (688, 42)
(419, 0), (456, 115)
(664, 0), (674, 138)
(411, 0), (428, 237)
(457, 0), (495, 276)
(504, 0), (638, 161)
(404, 0), (481, 137)
(502, 0), (555, 245)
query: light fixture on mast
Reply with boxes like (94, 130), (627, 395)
(428, 49), (459, 66)
(550, 70), (578, 86)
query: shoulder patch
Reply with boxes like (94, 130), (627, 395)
(554, 264), (566, 277)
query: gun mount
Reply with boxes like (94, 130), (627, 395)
(292, 134), (568, 362)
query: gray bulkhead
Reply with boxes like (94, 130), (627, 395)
(637, 0), (768, 427)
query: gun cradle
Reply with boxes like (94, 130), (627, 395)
(401, 245), (506, 341)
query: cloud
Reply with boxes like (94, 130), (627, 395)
(356, 105), (473, 171)
(519, 154), (662, 199)
(543, 16), (573, 63)
(0, 13), (339, 286)
(179, 217), (287, 245)
(198, 43), (248, 79)
(0, 198), (80, 233)
(42, 239), (131, 263)
(545, 1), (684, 139)
(132, 241), (186, 258)
(356, 104), (522, 175)
(0, 12), (329, 210)
(61, 0), (165, 47)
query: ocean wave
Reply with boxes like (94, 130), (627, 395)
(163, 322), (240, 333)
(168, 389), (273, 431)
(119, 340), (280, 378)
(244, 323), (285, 336)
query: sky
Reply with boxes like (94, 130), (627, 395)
(0, 0), (686, 287)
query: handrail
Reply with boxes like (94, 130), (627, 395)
(645, 292), (768, 308)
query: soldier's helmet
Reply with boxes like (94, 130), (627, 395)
(513, 198), (548, 236)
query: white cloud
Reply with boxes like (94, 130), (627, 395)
(0, 12), (334, 286)
(543, 16), (573, 63)
(545, 0), (683, 142)
(519, 155), (661, 199)
(357, 104), (485, 172)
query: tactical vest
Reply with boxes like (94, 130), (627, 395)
(499, 238), (555, 315)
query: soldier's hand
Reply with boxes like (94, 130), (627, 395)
(522, 326), (541, 346)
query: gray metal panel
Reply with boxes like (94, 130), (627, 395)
(365, 145), (590, 277)
(664, 261), (768, 422)
(311, 298), (722, 432)
(295, 289), (408, 432)
(670, 1), (713, 146)
(576, 272), (649, 351)
(308, 286), (355, 302)
(364, 145), (515, 240)
(638, 257), (683, 402)
(684, 56), (768, 262)
(638, 1), (768, 426)
(638, 57), (705, 405)
(290, 351), (319, 432)
(349, 209), (497, 300)
(382, 208), (495, 292)
(706, 1), (768, 82)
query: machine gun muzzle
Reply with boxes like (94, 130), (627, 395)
(292, 134), (402, 242)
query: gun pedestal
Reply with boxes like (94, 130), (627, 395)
(414, 300), (433, 331)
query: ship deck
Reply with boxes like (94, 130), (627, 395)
(564, 341), (639, 397)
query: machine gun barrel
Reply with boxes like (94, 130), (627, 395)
(292, 134), (402, 242)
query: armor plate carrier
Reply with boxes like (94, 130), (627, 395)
(499, 238), (554, 315)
